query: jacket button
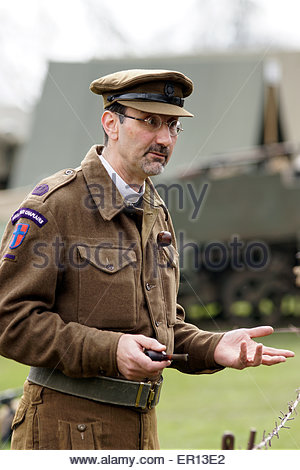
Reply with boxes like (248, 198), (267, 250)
(155, 321), (160, 327)
(146, 282), (151, 291)
(65, 169), (74, 176)
(106, 264), (114, 270)
(77, 424), (87, 432)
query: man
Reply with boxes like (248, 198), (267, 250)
(0, 69), (294, 450)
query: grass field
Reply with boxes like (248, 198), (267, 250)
(157, 333), (300, 450)
(0, 332), (299, 450)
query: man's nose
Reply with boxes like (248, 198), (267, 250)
(155, 122), (173, 146)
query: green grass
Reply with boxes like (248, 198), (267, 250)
(0, 357), (29, 450)
(0, 357), (29, 390)
(157, 333), (300, 449)
(0, 334), (299, 450)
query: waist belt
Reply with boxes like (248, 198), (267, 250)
(27, 367), (162, 410)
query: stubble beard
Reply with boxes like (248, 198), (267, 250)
(140, 145), (169, 176)
(140, 157), (166, 176)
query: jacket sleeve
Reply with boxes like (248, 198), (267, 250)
(172, 303), (225, 374)
(0, 200), (123, 378)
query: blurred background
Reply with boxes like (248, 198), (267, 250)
(0, 0), (300, 450)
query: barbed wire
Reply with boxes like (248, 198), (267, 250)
(253, 389), (300, 449)
(274, 325), (300, 335)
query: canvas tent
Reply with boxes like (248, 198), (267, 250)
(277, 51), (300, 144)
(0, 106), (30, 188)
(9, 53), (266, 188)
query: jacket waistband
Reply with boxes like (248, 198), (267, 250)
(27, 367), (162, 410)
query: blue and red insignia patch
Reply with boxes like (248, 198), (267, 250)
(9, 223), (30, 249)
(32, 184), (49, 196)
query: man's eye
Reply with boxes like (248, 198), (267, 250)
(147, 116), (160, 128)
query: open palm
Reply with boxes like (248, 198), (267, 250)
(214, 326), (294, 369)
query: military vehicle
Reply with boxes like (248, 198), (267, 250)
(164, 142), (300, 328)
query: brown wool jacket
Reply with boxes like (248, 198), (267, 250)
(0, 146), (224, 379)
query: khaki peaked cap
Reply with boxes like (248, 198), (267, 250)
(90, 69), (194, 117)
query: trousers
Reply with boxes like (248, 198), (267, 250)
(11, 380), (159, 450)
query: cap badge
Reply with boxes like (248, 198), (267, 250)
(164, 82), (175, 98)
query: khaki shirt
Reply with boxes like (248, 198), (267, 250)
(0, 146), (223, 379)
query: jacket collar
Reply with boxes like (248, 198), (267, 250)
(81, 145), (164, 221)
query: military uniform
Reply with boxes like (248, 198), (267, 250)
(0, 70), (224, 450)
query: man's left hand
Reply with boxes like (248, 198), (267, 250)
(214, 326), (295, 369)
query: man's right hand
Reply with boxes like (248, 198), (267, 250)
(116, 334), (171, 381)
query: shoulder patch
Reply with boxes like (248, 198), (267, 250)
(32, 184), (49, 196)
(3, 254), (16, 261)
(30, 168), (77, 202)
(9, 223), (30, 249)
(11, 208), (48, 228)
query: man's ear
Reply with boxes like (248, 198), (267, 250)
(101, 111), (119, 141)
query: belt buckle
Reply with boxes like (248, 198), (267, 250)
(135, 381), (148, 409)
(147, 387), (156, 409)
(147, 378), (163, 409)
(135, 378), (163, 409)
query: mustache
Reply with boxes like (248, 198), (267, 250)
(144, 145), (169, 158)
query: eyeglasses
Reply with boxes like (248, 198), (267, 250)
(114, 112), (183, 136)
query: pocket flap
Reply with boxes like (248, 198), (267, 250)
(162, 245), (179, 268)
(77, 245), (137, 273)
(11, 399), (28, 430)
(58, 420), (103, 450)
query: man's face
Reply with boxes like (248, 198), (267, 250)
(109, 107), (179, 184)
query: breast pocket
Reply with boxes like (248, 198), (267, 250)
(159, 245), (179, 327)
(77, 245), (138, 330)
